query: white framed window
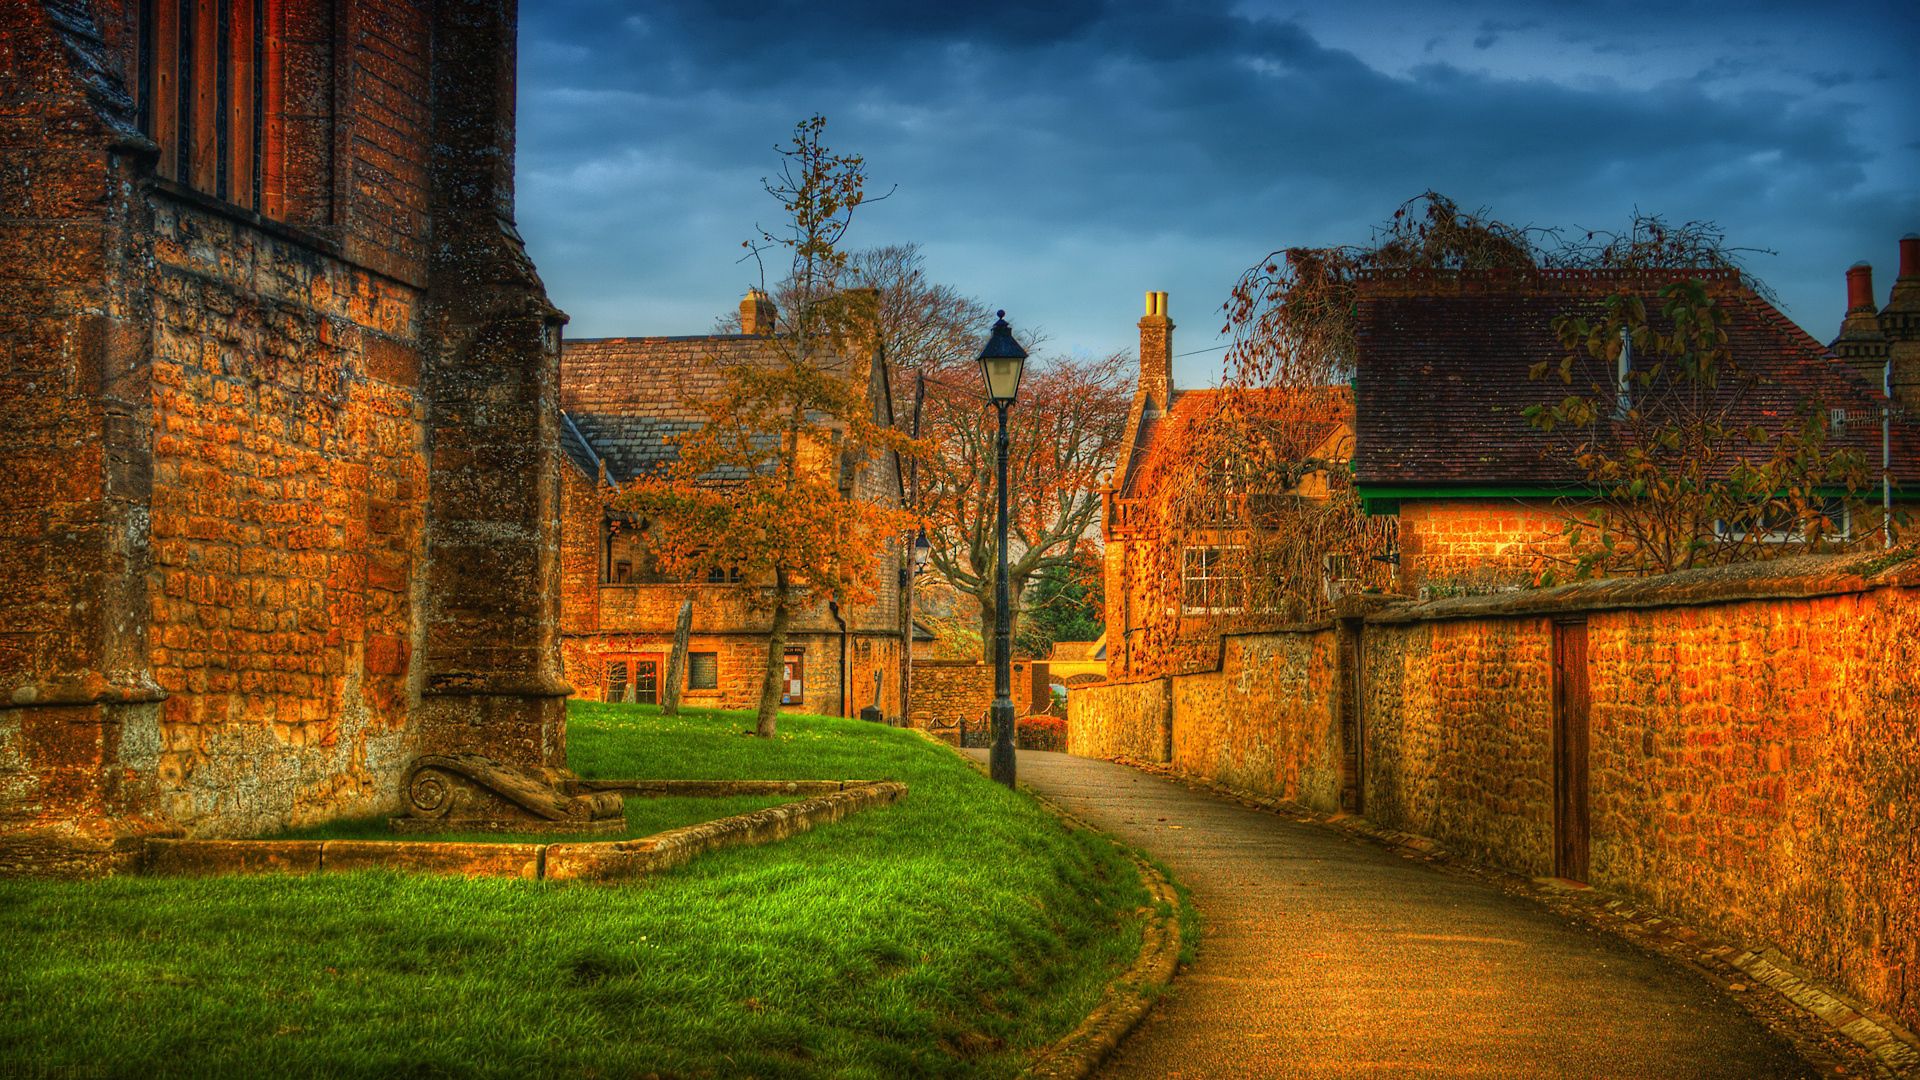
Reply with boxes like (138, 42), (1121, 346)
(1181, 546), (1244, 614)
(1714, 498), (1852, 544)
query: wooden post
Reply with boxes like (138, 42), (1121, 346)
(661, 600), (693, 716)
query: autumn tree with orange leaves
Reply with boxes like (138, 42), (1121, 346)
(612, 117), (918, 737)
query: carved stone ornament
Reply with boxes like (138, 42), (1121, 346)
(391, 754), (626, 834)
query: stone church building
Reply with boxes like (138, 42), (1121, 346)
(557, 289), (913, 720)
(1, 0), (572, 873)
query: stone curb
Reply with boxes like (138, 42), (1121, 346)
(143, 780), (907, 883)
(1109, 755), (1920, 1079)
(1020, 795), (1184, 1080)
(929, 739), (1187, 1080)
(568, 778), (874, 798)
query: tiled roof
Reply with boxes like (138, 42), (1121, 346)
(1120, 386), (1353, 499)
(1352, 269), (1919, 489)
(560, 334), (868, 484)
(558, 411), (606, 484)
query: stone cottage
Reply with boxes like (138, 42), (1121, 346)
(1100, 292), (1362, 678)
(1350, 264), (1920, 592)
(1, 0), (571, 873)
(557, 290), (913, 720)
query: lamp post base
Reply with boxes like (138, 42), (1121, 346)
(989, 699), (1017, 787)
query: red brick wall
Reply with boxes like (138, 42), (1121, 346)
(1397, 499), (1568, 592)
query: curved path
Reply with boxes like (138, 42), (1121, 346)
(990, 750), (1812, 1079)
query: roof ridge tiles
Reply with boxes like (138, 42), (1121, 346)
(1352, 266), (1744, 296)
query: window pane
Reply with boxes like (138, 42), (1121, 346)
(688, 652), (718, 690)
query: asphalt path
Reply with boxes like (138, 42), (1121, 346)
(976, 749), (1814, 1080)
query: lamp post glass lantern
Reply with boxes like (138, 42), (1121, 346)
(978, 311), (1027, 787)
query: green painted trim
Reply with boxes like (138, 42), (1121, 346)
(1355, 484), (1576, 501)
(1357, 482), (1917, 515)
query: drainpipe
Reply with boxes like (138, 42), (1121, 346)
(829, 598), (850, 717)
(1886, 354), (1895, 549)
(1613, 326), (1633, 420)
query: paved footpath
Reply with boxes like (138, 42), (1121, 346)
(985, 750), (1814, 1079)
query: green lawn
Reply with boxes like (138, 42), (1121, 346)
(0, 703), (1153, 1079)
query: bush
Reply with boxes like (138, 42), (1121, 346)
(1016, 714), (1068, 752)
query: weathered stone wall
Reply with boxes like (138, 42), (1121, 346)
(1073, 552), (1920, 1030)
(1360, 617), (1556, 873)
(1066, 676), (1171, 762)
(2, 0), (569, 872)
(0, 1), (163, 874)
(908, 662), (993, 739)
(1174, 632), (1345, 812)
(906, 660), (1053, 740)
(1584, 591), (1919, 1032)
(144, 195), (426, 836)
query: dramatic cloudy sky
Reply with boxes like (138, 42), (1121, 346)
(515, 1), (1919, 386)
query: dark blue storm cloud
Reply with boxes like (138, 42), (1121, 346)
(514, 0), (1919, 381)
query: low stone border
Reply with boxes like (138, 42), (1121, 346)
(929, 738), (1188, 1080)
(1022, 799), (1183, 1080)
(144, 780), (906, 883)
(1110, 756), (1920, 1080)
(568, 779), (869, 798)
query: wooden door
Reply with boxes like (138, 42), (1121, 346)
(632, 658), (660, 705)
(1552, 618), (1591, 882)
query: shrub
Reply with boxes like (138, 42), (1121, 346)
(1016, 714), (1068, 752)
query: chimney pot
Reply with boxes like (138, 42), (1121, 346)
(1847, 262), (1875, 313)
(1901, 233), (1919, 279)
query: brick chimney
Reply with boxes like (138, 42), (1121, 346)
(740, 288), (777, 335)
(1834, 261), (1889, 388)
(1882, 234), (1920, 407)
(1137, 290), (1173, 415)
(838, 285), (883, 389)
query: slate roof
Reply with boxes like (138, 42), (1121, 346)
(1351, 268), (1920, 490)
(560, 334), (868, 484)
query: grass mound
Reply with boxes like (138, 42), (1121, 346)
(0, 703), (1150, 1079)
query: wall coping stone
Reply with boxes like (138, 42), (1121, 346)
(1361, 549), (1918, 624)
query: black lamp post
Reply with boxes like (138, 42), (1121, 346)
(977, 311), (1027, 788)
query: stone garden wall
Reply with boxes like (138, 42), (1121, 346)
(1066, 677), (1171, 763)
(1067, 551), (1920, 1032)
(908, 660), (1054, 743)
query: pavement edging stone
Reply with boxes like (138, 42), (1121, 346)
(931, 738), (1187, 1080)
(1108, 755), (1920, 1079)
(1020, 796), (1184, 1080)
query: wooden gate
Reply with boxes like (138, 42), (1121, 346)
(1551, 618), (1590, 882)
